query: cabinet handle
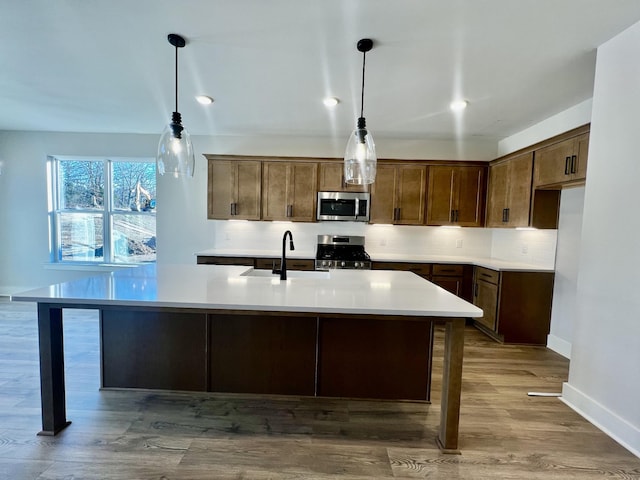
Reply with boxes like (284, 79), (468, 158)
(394, 207), (400, 221)
(505, 208), (510, 222)
(450, 209), (455, 222)
(230, 203), (235, 215)
(565, 156), (571, 175)
(502, 208), (507, 222)
(234, 203), (238, 215)
(455, 209), (459, 222)
(570, 155), (577, 174)
(286, 205), (293, 217)
(481, 273), (492, 278)
(474, 282), (478, 297)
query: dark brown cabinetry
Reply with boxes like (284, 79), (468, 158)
(426, 166), (485, 227)
(371, 261), (432, 279)
(431, 264), (465, 297)
(318, 162), (368, 192)
(472, 266), (555, 345)
(197, 256), (314, 270)
(534, 132), (589, 188)
(262, 161), (318, 221)
(486, 152), (534, 228)
(370, 163), (427, 224)
(207, 158), (262, 220)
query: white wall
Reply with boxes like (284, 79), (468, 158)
(559, 21), (640, 456)
(547, 187), (585, 358)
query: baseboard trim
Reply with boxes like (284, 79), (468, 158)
(546, 334), (571, 359)
(561, 382), (640, 458)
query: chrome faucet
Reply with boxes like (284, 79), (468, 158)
(273, 230), (295, 280)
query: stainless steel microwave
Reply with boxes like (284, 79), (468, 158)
(316, 191), (370, 222)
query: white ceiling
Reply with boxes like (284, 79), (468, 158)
(3, 0), (640, 144)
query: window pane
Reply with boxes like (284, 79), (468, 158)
(60, 160), (104, 209)
(58, 212), (104, 262)
(112, 162), (157, 211)
(112, 214), (156, 263)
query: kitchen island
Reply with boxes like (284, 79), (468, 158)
(14, 264), (482, 453)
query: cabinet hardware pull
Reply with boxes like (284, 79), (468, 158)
(230, 203), (234, 215)
(570, 155), (577, 174)
(455, 209), (459, 222)
(234, 203), (238, 215)
(502, 208), (508, 222)
(450, 209), (454, 222)
(505, 208), (510, 222)
(481, 273), (492, 278)
(565, 156), (571, 175)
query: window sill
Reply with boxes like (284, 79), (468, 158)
(43, 263), (143, 272)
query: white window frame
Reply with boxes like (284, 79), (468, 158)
(48, 156), (156, 265)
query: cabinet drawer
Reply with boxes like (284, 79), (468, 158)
(255, 258), (315, 271)
(197, 256), (254, 266)
(432, 264), (463, 276)
(475, 267), (500, 284)
(371, 262), (431, 278)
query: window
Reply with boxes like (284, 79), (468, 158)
(48, 156), (156, 264)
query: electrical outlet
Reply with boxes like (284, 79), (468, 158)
(456, 239), (463, 248)
(379, 238), (387, 246)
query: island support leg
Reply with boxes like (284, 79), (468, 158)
(37, 303), (71, 436)
(436, 317), (464, 453)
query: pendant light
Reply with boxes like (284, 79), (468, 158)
(157, 33), (195, 178)
(344, 38), (376, 185)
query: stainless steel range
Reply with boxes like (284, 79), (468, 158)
(315, 235), (371, 270)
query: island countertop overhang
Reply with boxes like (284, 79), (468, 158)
(13, 264), (483, 318)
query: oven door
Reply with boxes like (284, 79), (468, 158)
(316, 192), (370, 222)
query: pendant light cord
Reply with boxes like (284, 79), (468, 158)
(360, 50), (366, 119)
(174, 45), (179, 113)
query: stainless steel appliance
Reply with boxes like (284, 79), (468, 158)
(316, 191), (370, 222)
(315, 235), (371, 270)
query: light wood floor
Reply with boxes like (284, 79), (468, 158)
(0, 300), (638, 479)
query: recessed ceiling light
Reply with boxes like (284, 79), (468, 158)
(323, 97), (339, 107)
(196, 95), (214, 105)
(450, 99), (468, 112)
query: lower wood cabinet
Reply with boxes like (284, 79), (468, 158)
(371, 261), (431, 280)
(210, 314), (317, 395)
(197, 256), (314, 270)
(317, 316), (433, 401)
(100, 309), (434, 401)
(101, 309), (208, 391)
(472, 266), (555, 345)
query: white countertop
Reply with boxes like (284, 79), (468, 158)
(13, 264), (482, 318)
(195, 249), (554, 272)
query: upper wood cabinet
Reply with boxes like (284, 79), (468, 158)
(318, 162), (369, 193)
(207, 159), (262, 220)
(426, 166), (485, 227)
(262, 161), (318, 222)
(486, 152), (533, 228)
(533, 132), (589, 188)
(370, 164), (427, 225)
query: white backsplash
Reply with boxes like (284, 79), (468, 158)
(210, 221), (557, 268)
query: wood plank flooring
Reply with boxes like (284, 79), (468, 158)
(1, 300), (638, 479)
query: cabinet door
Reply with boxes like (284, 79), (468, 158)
(369, 164), (398, 223)
(288, 162), (318, 222)
(396, 165), (427, 225)
(261, 162), (289, 220)
(235, 161), (262, 220)
(208, 160), (235, 219)
(432, 276), (461, 296)
(318, 162), (368, 192)
(486, 161), (510, 227)
(573, 133), (589, 181)
(506, 152), (533, 227)
(426, 166), (455, 225)
(473, 279), (499, 331)
(453, 166), (485, 227)
(533, 139), (575, 187)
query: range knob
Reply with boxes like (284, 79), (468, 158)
(355, 262), (361, 268)
(340, 261), (346, 267)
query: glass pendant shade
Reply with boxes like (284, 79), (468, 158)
(157, 112), (195, 177)
(344, 118), (376, 185)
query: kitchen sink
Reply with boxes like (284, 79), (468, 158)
(240, 268), (331, 280)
